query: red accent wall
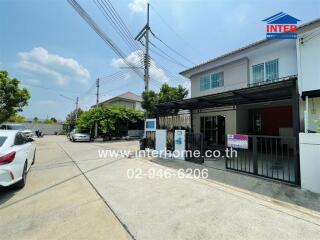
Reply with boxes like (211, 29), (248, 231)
(261, 106), (292, 135)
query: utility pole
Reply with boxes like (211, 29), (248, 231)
(75, 96), (79, 121)
(95, 78), (100, 138)
(135, 2), (150, 91)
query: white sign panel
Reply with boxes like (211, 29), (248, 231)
(155, 130), (167, 153)
(227, 134), (249, 149)
(145, 118), (156, 131)
(174, 130), (186, 160)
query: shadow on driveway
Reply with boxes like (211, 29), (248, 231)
(151, 157), (320, 212)
(0, 187), (18, 205)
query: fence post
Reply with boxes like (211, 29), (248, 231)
(253, 136), (258, 174)
(293, 137), (299, 185)
(200, 133), (204, 163)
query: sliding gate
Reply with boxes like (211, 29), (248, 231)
(226, 135), (299, 185)
(185, 133), (204, 164)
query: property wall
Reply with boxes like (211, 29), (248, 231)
(300, 133), (320, 194)
(192, 107), (236, 135)
(297, 25), (320, 94)
(16, 122), (63, 135)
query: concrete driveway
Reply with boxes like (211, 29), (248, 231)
(1, 136), (320, 240)
(0, 136), (131, 240)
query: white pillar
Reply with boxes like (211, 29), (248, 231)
(305, 96), (309, 133)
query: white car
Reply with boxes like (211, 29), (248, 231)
(69, 129), (91, 142)
(0, 130), (36, 188)
(0, 123), (34, 138)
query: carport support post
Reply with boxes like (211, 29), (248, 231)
(189, 109), (193, 133)
(291, 85), (300, 185)
(253, 136), (258, 174)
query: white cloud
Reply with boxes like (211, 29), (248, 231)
(111, 50), (169, 84)
(25, 78), (41, 85)
(128, 0), (148, 14)
(16, 47), (90, 85)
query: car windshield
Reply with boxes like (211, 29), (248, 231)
(74, 129), (88, 134)
(0, 137), (7, 147)
(9, 125), (27, 130)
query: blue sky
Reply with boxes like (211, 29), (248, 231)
(0, 0), (319, 120)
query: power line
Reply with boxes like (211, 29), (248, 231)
(94, 0), (142, 55)
(150, 29), (195, 66)
(67, 0), (144, 81)
(20, 82), (85, 95)
(149, 40), (189, 68)
(149, 3), (204, 58)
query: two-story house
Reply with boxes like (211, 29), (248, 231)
(97, 91), (143, 111)
(159, 18), (320, 144)
(156, 18), (320, 185)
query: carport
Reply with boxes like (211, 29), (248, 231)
(156, 77), (301, 185)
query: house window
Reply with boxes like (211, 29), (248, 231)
(200, 75), (210, 91)
(211, 72), (224, 88)
(252, 63), (264, 83)
(265, 59), (279, 81)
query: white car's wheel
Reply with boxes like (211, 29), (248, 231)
(15, 162), (27, 189)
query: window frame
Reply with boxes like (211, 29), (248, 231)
(200, 75), (211, 91)
(252, 63), (265, 84)
(211, 72), (224, 89)
(265, 59), (279, 82)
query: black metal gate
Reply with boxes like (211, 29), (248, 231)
(145, 131), (156, 149)
(167, 130), (175, 151)
(226, 135), (299, 185)
(185, 133), (204, 164)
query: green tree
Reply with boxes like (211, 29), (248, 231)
(141, 83), (188, 118)
(65, 108), (84, 129)
(33, 117), (39, 123)
(50, 117), (57, 123)
(141, 90), (158, 118)
(43, 118), (58, 124)
(76, 105), (144, 138)
(0, 71), (30, 123)
(8, 114), (26, 123)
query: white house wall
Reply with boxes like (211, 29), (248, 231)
(189, 40), (297, 98)
(190, 58), (249, 98)
(297, 26), (320, 94)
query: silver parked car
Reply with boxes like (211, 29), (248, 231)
(69, 129), (91, 142)
(0, 124), (34, 138)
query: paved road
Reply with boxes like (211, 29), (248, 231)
(0, 136), (131, 240)
(1, 136), (320, 240)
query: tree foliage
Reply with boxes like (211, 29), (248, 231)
(0, 71), (30, 123)
(141, 90), (158, 118)
(76, 105), (144, 136)
(43, 117), (58, 124)
(142, 83), (188, 117)
(8, 114), (26, 123)
(65, 108), (84, 129)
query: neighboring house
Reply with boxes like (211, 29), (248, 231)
(94, 92), (144, 138)
(156, 18), (320, 186)
(98, 92), (143, 111)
